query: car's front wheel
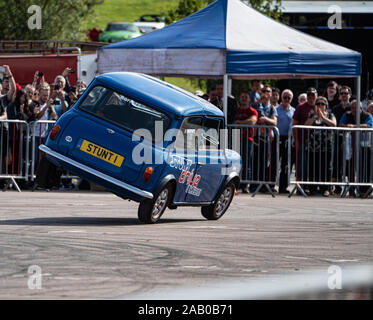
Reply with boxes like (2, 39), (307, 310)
(201, 182), (235, 220)
(138, 184), (172, 224)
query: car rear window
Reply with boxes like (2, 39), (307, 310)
(79, 86), (170, 139)
(106, 23), (138, 32)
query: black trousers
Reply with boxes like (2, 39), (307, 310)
(278, 136), (295, 191)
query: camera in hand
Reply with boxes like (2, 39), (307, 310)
(38, 72), (44, 77)
(54, 84), (60, 91)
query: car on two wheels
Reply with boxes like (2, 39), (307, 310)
(38, 72), (241, 223)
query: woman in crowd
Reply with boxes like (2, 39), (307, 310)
(304, 96), (337, 196)
(367, 102), (373, 116)
(5, 89), (31, 176)
(323, 81), (340, 111)
(297, 93), (307, 105)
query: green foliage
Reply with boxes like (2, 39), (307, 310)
(0, 0), (103, 40)
(165, 0), (283, 25)
(85, 0), (180, 30)
(248, 0), (283, 20)
(165, 0), (210, 24)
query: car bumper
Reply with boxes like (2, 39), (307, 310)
(39, 145), (153, 200)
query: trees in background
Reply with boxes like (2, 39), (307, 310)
(0, 0), (103, 40)
(165, 0), (283, 24)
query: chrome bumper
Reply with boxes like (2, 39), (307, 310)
(39, 145), (153, 199)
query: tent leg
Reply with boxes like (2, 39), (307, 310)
(355, 76), (361, 185)
(223, 74), (228, 124)
(228, 78), (232, 96)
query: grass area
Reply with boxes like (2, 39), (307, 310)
(164, 77), (207, 94)
(86, 0), (179, 29)
(85, 0), (205, 93)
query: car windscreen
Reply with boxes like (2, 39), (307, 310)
(79, 86), (171, 141)
(106, 23), (138, 32)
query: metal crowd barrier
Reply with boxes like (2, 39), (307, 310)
(0, 119), (78, 192)
(288, 125), (373, 198)
(0, 120), (30, 192)
(227, 124), (280, 197)
(29, 120), (57, 181)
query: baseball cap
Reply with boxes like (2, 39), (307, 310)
(307, 87), (317, 94)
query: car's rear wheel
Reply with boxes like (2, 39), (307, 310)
(138, 184), (172, 224)
(201, 182), (235, 220)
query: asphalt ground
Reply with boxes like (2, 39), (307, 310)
(0, 190), (372, 299)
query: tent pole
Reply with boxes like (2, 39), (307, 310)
(223, 74), (229, 152)
(356, 76), (361, 127)
(228, 78), (232, 96)
(354, 76), (361, 187)
(223, 74), (228, 124)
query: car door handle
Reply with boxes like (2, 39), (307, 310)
(106, 128), (115, 134)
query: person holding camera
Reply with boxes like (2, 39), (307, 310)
(304, 96), (337, 196)
(51, 77), (69, 116)
(32, 71), (46, 90)
(0, 65), (16, 110)
(1, 65), (16, 187)
(32, 85), (57, 167)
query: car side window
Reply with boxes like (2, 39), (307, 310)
(201, 117), (222, 150)
(80, 86), (110, 111)
(175, 117), (203, 151)
(79, 86), (170, 140)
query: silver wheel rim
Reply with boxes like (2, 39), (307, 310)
(215, 186), (232, 217)
(152, 189), (168, 220)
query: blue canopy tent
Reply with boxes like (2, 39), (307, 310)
(98, 0), (362, 123)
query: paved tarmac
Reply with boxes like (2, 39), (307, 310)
(0, 190), (372, 299)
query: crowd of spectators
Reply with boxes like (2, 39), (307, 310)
(0, 65), (87, 189)
(196, 79), (373, 197)
(1, 66), (373, 196)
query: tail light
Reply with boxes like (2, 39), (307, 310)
(143, 166), (154, 182)
(49, 125), (60, 140)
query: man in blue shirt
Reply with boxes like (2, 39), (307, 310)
(339, 100), (373, 128)
(249, 80), (261, 107)
(255, 85), (278, 125)
(276, 89), (295, 193)
(251, 85), (278, 193)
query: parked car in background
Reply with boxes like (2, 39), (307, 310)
(38, 72), (241, 224)
(134, 14), (165, 33)
(99, 22), (142, 43)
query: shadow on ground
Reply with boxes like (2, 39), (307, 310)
(0, 216), (204, 227)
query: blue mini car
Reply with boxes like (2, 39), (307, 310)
(39, 72), (241, 223)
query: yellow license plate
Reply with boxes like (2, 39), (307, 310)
(79, 140), (124, 167)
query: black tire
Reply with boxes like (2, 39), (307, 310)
(201, 182), (235, 220)
(138, 184), (172, 224)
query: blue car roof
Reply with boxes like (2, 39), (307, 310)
(93, 72), (224, 118)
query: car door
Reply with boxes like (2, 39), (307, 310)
(169, 117), (202, 204)
(185, 117), (226, 203)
